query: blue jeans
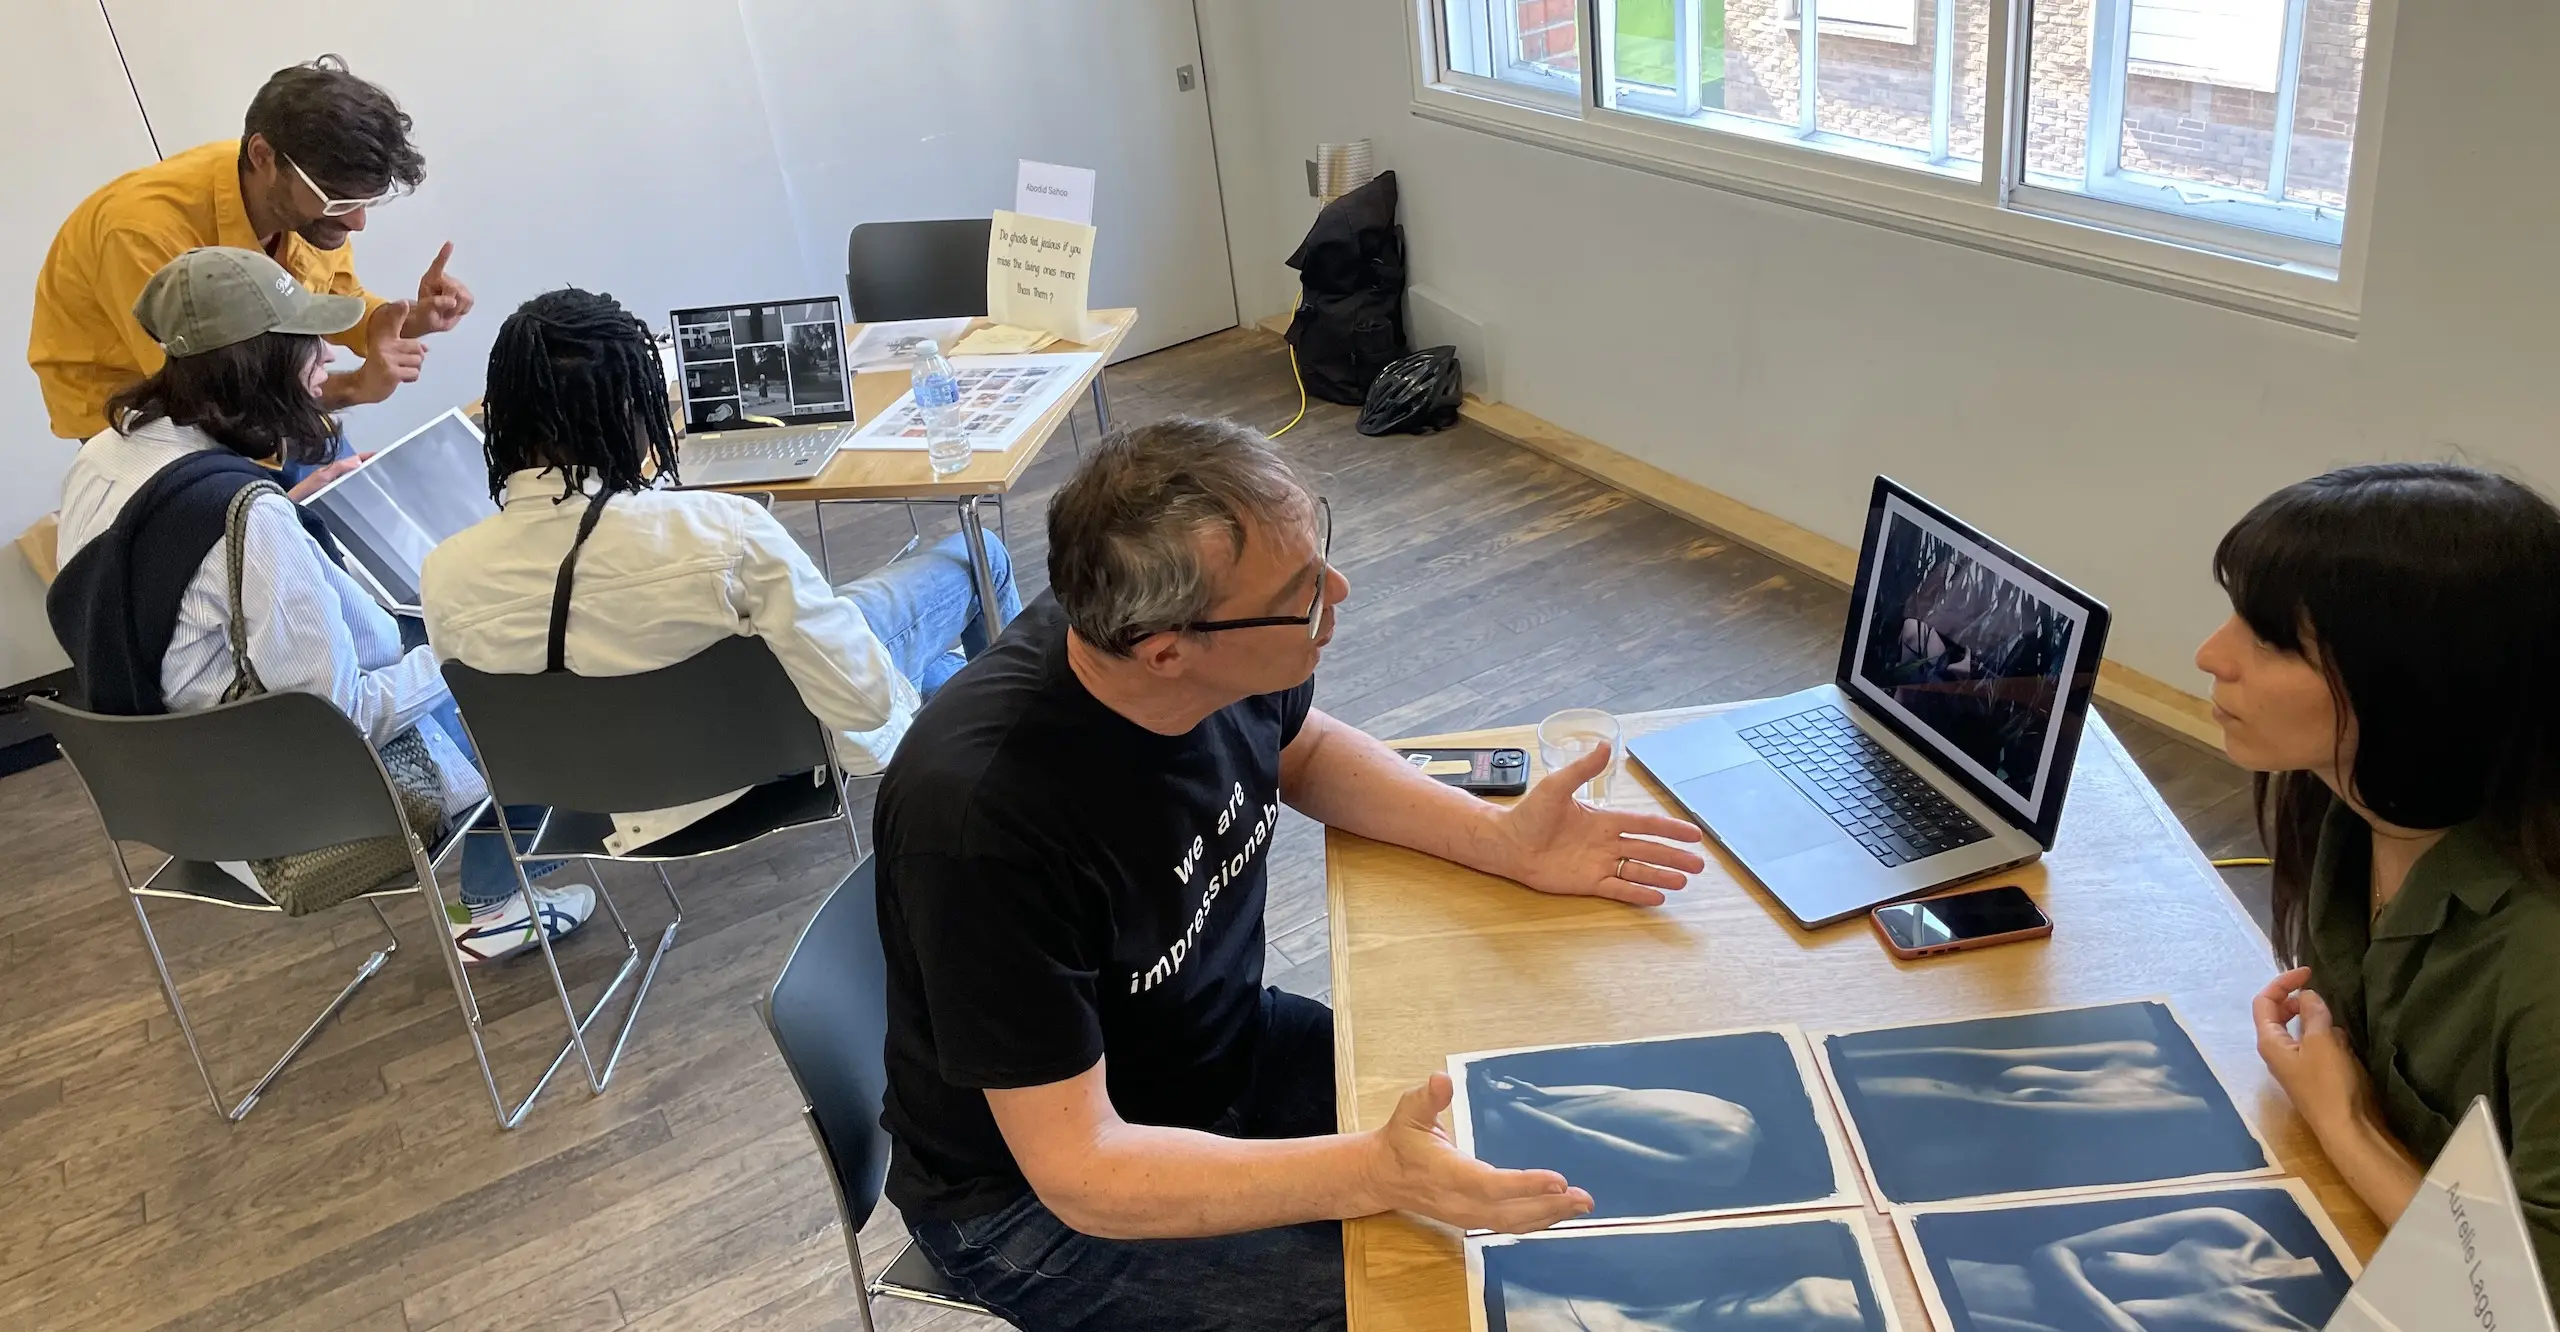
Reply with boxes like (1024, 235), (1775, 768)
(909, 990), (1346, 1332)
(397, 613), (555, 912)
(839, 531), (1021, 697)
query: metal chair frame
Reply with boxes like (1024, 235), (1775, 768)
(441, 639), (871, 1118)
(33, 693), (625, 1128)
(761, 863), (995, 1328)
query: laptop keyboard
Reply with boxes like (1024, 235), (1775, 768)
(1735, 706), (1993, 868)
(688, 426), (854, 463)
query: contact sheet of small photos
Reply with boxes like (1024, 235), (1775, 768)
(1450, 1001), (2364, 1332)
(849, 351), (1098, 453)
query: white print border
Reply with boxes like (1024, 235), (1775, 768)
(1466, 1208), (1908, 1332)
(1891, 1176), (2363, 1332)
(1812, 996), (2283, 1213)
(1447, 1022), (1867, 1230)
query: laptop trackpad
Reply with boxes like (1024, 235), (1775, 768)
(1683, 763), (1839, 863)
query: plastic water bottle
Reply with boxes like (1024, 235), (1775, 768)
(911, 341), (968, 476)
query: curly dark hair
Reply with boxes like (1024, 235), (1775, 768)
(239, 54), (425, 198)
(482, 289), (678, 504)
(103, 332), (336, 465)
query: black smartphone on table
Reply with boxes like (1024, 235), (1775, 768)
(1394, 747), (1529, 797)
(1872, 884), (2052, 959)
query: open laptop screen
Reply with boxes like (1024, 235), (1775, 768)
(1840, 482), (2108, 829)
(303, 408), (496, 611)
(669, 297), (853, 431)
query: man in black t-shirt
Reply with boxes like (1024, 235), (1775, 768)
(874, 417), (1708, 1332)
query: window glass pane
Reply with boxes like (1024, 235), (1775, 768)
(1601, 0), (1980, 175)
(2283, 0), (2367, 208)
(2020, 0), (2369, 248)
(1447, 0), (1584, 88)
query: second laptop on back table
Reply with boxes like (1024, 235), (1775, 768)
(667, 295), (858, 488)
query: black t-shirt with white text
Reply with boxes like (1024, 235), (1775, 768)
(873, 595), (1315, 1221)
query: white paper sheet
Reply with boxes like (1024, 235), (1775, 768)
(843, 317), (975, 373)
(1015, 158), (1096, 226)
(849, 351), (1098, 453)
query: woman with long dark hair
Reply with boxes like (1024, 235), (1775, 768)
(2200, 462), (2560, 1288)
(52, 246), (593, 963)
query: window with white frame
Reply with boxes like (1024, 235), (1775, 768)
(1414, 0), (2383, 312)
(1779, 0), (1921, 46)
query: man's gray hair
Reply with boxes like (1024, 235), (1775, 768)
(1047, 416), (1313, 655)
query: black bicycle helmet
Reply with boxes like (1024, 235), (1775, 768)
(1357, 345), (1463, 437)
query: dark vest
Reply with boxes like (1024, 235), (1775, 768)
(48, 447), (335, 716)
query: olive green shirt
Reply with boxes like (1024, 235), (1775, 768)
(2306, 805), (2560, 1293)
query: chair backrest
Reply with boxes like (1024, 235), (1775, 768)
(440, 635), (830, 814)
(846, 219), (991, 323)
(29, 692), (414, 862)
(763, 857), (892, 1230)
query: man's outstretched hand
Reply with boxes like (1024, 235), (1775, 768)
(1486, 743), (1706, 906)
(1365, 1073), (1593, 1233)
(401, 242), (474, 338)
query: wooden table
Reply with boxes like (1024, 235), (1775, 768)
(708, 309), (1137, 642)
(1326, 704), (2382, 1330)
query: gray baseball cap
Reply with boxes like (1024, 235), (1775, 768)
(133, 246), (368, 357)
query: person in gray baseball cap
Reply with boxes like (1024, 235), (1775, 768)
(49, 244), (601, 963)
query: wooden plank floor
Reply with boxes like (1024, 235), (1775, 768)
(0, 328), (2271, 1331)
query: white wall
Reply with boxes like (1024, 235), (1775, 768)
(1, 1), (164, 688)
(1221, 0), (2560, 691)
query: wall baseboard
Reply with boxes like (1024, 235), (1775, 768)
(1454, 397), (2226, 751)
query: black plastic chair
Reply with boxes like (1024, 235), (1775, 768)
(30, 690), (500, 1122)
(442, 635), (868, 1109)
(763, 859), (993, 1324)
(845, 219), (991, 323)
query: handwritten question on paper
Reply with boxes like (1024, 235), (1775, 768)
(991, 224), (1086, 303)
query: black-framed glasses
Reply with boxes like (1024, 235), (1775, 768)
(1182, 498), (1333, 641)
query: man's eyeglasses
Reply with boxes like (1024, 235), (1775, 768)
(1181, 498), (1333, 642)
(284, 154), (406, 218)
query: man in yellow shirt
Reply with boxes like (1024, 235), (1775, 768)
(29, 55), (473, 488)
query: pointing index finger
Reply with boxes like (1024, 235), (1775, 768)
(423, 241), (453, 283)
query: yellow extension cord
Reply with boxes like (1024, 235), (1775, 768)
(1270, 343), (1309, 440)
(2210, 857), (2273, 868)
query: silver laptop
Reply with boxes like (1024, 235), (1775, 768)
(301, 407), (498, 615)
(668, 296), (858, 487)
(1628, 477), (2112, 928)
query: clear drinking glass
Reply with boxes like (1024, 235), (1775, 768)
(1537, 708), (1623, 805)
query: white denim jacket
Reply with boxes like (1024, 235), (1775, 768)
(421, 469), (918, 850)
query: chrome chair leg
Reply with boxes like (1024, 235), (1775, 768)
(110, 829), (402, 1124)
(589, 863), (684, 1091)
(813, 501), (833, 583)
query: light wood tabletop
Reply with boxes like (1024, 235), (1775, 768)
(724, 308), (1137, 504)
(1326, 704), (2379, 1330)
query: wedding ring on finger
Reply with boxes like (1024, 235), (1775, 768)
(1614, 856), (1629, 880)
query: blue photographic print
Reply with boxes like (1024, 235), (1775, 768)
(1822, 1000), (2273, 1207)
(1473, 1213), (1901, 1332)
(1452, 1027), (1858, 1226)
(1899, 1181), (2360, 1332)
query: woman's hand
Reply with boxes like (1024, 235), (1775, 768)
(2253, 968), (2377, 1137)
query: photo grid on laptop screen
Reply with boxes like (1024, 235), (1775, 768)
(671, 299), (849, 429)
(1843, 494), (2092, 822)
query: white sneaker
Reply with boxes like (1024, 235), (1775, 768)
(448, 883), (599, 964)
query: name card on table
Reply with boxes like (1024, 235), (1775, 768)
(2326, 1098), (2557, 1332)
(1014, 159), (1095, 226)
(986, 208), (1097, 344)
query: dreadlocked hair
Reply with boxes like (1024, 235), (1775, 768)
(481, 288), (678, 504)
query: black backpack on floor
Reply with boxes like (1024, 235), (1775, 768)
(1284, 172), (1407, 406)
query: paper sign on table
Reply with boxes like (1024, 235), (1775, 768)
(2325, 1098), (2557, 1332)
(1015, 159), (1096, 226)
(986, 208), (1097, 344)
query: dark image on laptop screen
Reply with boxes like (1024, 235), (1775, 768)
(1849, 498), (2092, 813)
